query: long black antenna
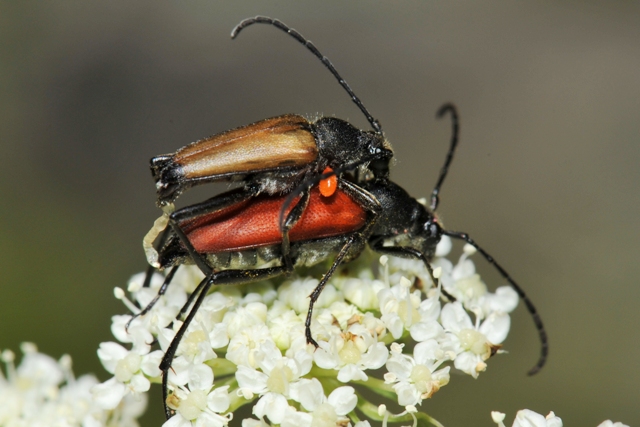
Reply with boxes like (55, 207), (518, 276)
(430, 103), (460, 211)
(444, 230), (548, 375)
(231, 16), (382, 134)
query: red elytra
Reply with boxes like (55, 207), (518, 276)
(181, 186), (367, 253)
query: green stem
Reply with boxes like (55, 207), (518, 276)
(353, 375), (397, 401)
(357, 401), (445, 427)
(224, 379), (256, 414)
(206, 357), (238, 377)
(308, 365), (339, 379)
(415, 412), (446, 427)
(357, 401), (386, 421)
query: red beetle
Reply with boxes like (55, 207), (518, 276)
(135, 16), (548, 418)
(144, 106), (547, 416)
(149, 17), (393, 274)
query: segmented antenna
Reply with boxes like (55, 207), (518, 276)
(444, 230), (549, 375)
(231, 16), (383, 134)
(430, 103), (460, 211)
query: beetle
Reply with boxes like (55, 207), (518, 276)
(143, 103), (548, 419)
(151, 16), (394, 206)
(147, 17), (394, 276)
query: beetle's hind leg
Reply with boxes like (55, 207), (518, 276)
(160, 264), (288, 419)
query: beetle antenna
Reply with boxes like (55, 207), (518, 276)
(443, 230), (548, 375)
(231, 16), (383, 134)
(430, 103), (460, 211)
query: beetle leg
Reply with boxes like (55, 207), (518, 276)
(281, 189), (312, 271)
(443, 230), (548, 376)
(129, 225), (181, 330)
(368, 241), (454, 302)
(339, 180), (382, 222)
(168, 184), (261, 275)
(304, 180), (381, 347)
(131, 186), (262, 332)
(125, 265), (179, 332)
(304, 234), (358, 348)
(160, 265), (287, 419)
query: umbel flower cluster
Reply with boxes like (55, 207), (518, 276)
(0, 346), (629, 427)
(0, 343), (145, 426)
(94, 235), (521, 427)
(0, 247), (630, 427)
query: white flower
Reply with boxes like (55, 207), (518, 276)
(267, 308), (306, 351)
(224, 302), (269, 337)
(384, 343), (450, 406)
(313, 328), (388, 382)
(164, 363), (231, 427)
(278, 277), (341, 315)
(597, 421), (630, 427)
(100, 232), (531, 425)
(378, 277), (423, 338)
(341, 275), (386, 311)
(383, 236), (452, 291)
(242, 418), (273, 427)
(235, 341), (312, 424)
(480, 286), (519, 316)
(409, 294), (444, 344)
(441, 302), (509, 377)
(492, 410), (562, 427)
(289, 379), (357, 427)
(278, 405), (312, 427)
(94, 341), (162, 408)
(125, 270), (189, 336)
(0, 343), (145, 426)
(226, 324), (274, 368)
(160, 320), (218, 367)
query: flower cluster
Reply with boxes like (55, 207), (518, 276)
(95, 236), (522, 426)
(0, 342), (145, 426)
(491, 409), (629, 427)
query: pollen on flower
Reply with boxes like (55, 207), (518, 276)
(177, 389), (208, 420)
(458, 328), (490, 357)
(265, 365), (294, 394)
(338, 340), (362, 365)
(99, 232), (522, 426)
(182, 329), (208, 355)
(410, 364), (433, 392)
(475, 361), (487, 373)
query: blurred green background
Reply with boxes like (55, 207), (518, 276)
(1, 1), (638, 426)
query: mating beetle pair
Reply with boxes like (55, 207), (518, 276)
(137, 16), (548, 419)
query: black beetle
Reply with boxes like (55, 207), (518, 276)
(140, 103), (548, 419)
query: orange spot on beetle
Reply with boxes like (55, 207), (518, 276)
(319, 167), (337, 197)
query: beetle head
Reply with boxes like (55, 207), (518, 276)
(314, 117), (393, 174)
